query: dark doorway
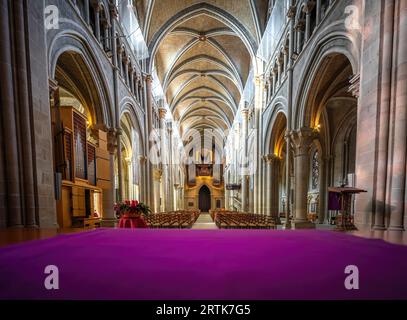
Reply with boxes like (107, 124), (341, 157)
(199, 185), (211, 212)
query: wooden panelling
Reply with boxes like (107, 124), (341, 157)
(72, 186), (85, 217)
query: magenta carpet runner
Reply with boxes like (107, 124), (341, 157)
(0, 228), (407, 300)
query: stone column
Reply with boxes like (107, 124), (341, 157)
(389, 0), (407, 230)
(94, 4), (101, 42)
(316, 0), (321, 25)
(116, 128), (124, 201)
(0, 0), (22, 227)
(241, 108), (249, 212)
(265, 81), (270, 106)
(84, 0), (90, 24)
(295, 20), (305, 53)
(124, 56), (129, 86)
(291, 128), (316, 229)
(14, 0), (36, 226)
(261, 156), (267, 215)
(138, 156), (147, 203)
(103, 129), (118, 227)
(373, 0), (394, 230)
(265, 155), (274, 216)
(277, 59), (282, 86)
(304, 4), (312, 42)
(135, 77), (140, 102)
(102, 20), (110, 51)
(129, 68), (134, 94)
(144, 74), (155, 210)
(117, 47), (123, 77)
(225, 169), (230, 209)
(317, 156), (328, 224)
(168, 126), (174, 210)
(284, 2), (296, 229)
(265, 154), (280, 222)
(271, 69), (277, 94)
(158, 107), (168, 211)
(283, 47), (289, 78)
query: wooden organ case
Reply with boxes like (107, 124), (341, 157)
(53, 106), (110, 228)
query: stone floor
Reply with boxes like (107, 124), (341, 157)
(191, 213), (217, 229)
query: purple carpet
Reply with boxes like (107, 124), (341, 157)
(0, 228), (407, 300)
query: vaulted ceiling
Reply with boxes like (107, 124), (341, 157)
(135, 0), (269, 135)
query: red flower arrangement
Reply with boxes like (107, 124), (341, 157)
(114, 200), (151, 218)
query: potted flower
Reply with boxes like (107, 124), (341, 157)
(114, 200), (151, 219)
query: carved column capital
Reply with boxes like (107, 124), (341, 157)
(295, 19), (306, 31)
(287, 5), (297, 19)
(107, 128), (118, 154)
(144, 74), (153, 83)
(109, 4), (119, 19)
(241, 108), (250, 118)
(265, 154), (280, 164)
(138, 155), (147, 163)
(303, 1), (316, 13)
(290, 127), (318, 156)
(158, 107), (167, 119)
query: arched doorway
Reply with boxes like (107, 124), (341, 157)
(199, 185), (211, 212)
(50, 50), (109, 228)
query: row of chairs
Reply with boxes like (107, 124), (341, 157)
(210, 210), (276, 229)
(145, 210), (200, 229)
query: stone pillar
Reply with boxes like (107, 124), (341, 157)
(241, 108), (249, 212)
(295, 20), (305, 53)
(94, 4), (101, 42)
(291, 128), (316, 229)
(389, 0), (407, 230)
(116, 128), (124, 201)
(158, 107), (168, 211)
(271, 69), (277, 94)
(168, 126), (174, 210)
(284, 2), (296, 229)
(135, 77), (140, 102)
(129, 68), (134, 94)
(225, 169), (230, 209)
(317, 156), (328, 224)
(304, 6), (311, 42)
(373, 2), (394, 231)
(277, 59), (282, 86)
(102, 129), (118, 227)
(117, 47), (123, 77)
(265, 81), (270, 105)
(265, 154), (280, 222)
(124, 56), (129, 86)
(283, 47), (289, 77)
(265, 155), (273, 215)
(0, 0), (22, 227)
(102, 20), (110, 51)
(14, 0), (37, 226)
(260, 156), (267, 215)
(316, 0), (321, 25)
(144, 75), (155, 210)
(84, 0), (90, 24)
(138, 156), (147, 203)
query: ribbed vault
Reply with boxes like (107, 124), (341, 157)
(139, 0), (268, 136)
